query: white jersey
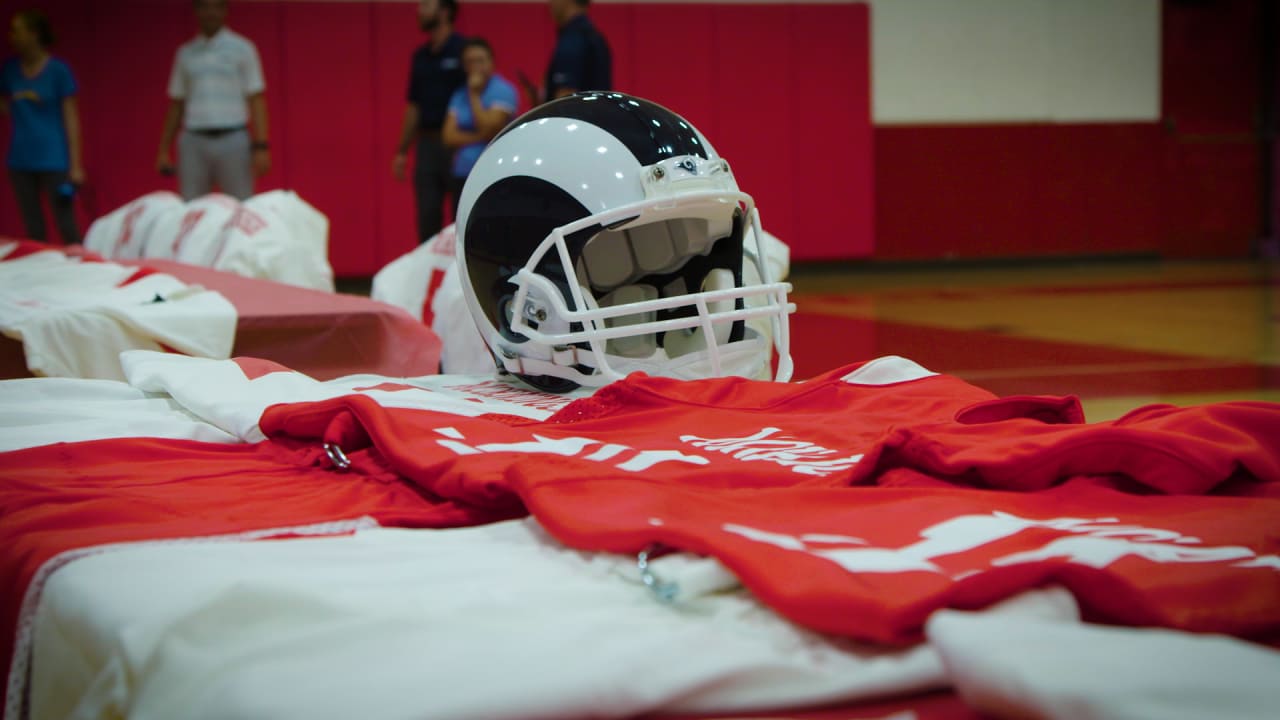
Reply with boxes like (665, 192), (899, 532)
(0, 376), (235, 452)
(371, 225), (492, 374)
(241, 190), (333, 291)
(23, 519), (1071, 720)
(0, 247), (236, 381)
(927, 606), (1280, 720)
(1, 347), (585, 452)
(371, 224), (459, 326)
(86, 191), (335, 292)
(166, 193), (240, 267)
(83, 191), (184, 260)
(119, 350), (587, 444)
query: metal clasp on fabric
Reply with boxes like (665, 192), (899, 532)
(637, 545), (680, 604)
(323, 442), (352, 471)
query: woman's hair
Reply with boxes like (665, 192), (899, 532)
(462, 37), (493, 59)
(15, 10), (55, 48)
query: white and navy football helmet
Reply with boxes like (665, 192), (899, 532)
(456, 92), (795, 392)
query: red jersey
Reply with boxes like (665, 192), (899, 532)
(3, 358), (1278, 702)
(252, 361), (1280, 644)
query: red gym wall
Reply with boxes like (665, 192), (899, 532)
(0, 0), (1266, 273)
(0, 0), (872, 274)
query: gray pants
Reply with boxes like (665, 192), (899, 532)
(9, 169), (80, 244)
(178, 128), (253, 200)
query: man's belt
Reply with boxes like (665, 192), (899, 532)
(187, 126), (247, 138)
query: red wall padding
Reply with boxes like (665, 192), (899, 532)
(0, 1), (873, 274)
(875, 124), (1166, 259)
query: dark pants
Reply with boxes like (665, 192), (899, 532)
(414, 133), (452, 243)
(9, 169), (81, 244)
(448, 174), (467, 226)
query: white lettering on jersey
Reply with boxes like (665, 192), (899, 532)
(991, 536), (1254, 569)
(721, 511), (1278, 577)
(1236, 555), (1280, 570)
(433, 427), (710, 473)
(722, 523), (809, 551)
(679, 427), (863, 477)
(446, 380), (575, 412)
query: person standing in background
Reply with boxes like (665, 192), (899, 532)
(442, 38), (516, 221)
(0, 10), (84, 244)
(520, 0), (611, 106)
(156, 0), (270, 200)
(393, 0), (465, 243)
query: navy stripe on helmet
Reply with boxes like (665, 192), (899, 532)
(495, 92), (710, 166)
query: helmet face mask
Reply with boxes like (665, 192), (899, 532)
(457, 92), (795, 392)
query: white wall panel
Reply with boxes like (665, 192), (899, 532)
(1045, 0), (1160, 122)
(870, 0), (1159, 124)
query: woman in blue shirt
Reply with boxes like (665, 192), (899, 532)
(1, 10), (84, 244)
(443, 38), (517, 223)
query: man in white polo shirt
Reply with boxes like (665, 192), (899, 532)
(155, 0), (270, 200)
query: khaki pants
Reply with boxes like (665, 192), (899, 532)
(178, 128), (253, 200)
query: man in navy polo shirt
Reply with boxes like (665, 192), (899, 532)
(543, 0), (612, 101)
(393, 0), (466, 243)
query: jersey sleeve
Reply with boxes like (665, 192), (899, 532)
(242, 41), (266, 95)
(54, 60), (78, 99)
(167, 48), (187, 100)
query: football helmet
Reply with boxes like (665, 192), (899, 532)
(456, 92), (794, 392)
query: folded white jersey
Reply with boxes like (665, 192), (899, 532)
(0, 246), (236, 381)
(25, 519), (1076, 720)
(928, 607), (1280, 720)
(0, 376), (235, 452)
(119, 350), (590, 443)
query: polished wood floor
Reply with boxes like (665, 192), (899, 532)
(787, 257), (1280, 420)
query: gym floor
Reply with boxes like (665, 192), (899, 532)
(787, 256), (1280, 420)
